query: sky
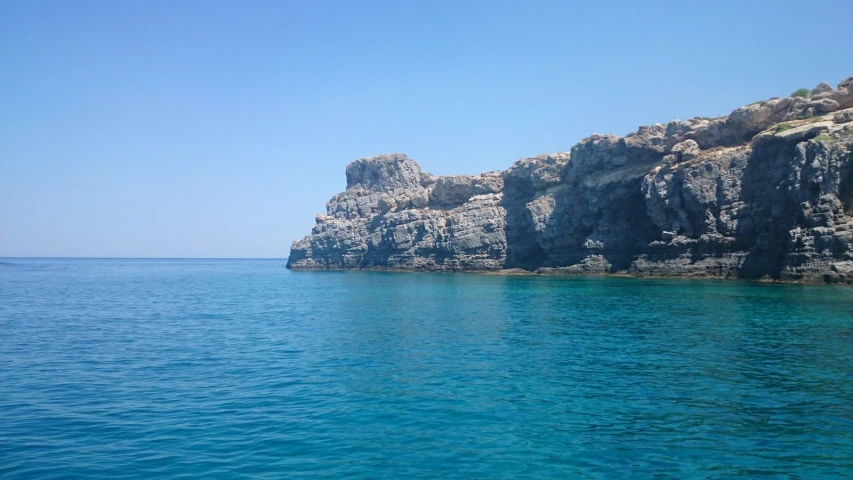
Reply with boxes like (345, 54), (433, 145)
(1, 0), (852, 258)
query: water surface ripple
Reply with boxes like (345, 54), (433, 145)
(2, 259), (853, 478)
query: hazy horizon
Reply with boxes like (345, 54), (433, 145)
(3, 0), (852, 258)
(0, 256), (287, 259)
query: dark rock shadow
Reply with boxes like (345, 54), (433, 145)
(735, 137), (808, 279)
(501, 174), (548, 270)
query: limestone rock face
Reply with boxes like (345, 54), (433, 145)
(287, 153), (507, 271)
(288, 75), (853, 282)
(345, 153), (423, 191)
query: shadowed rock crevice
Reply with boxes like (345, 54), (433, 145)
(839, 148), (853, 216)
(287, 75), (853, 283)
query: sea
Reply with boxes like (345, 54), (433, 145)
(2, 258), (852, 478)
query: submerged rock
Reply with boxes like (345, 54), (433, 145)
(288, 75), (853, 283)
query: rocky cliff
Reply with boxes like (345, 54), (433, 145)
(287, 76), (853, 283)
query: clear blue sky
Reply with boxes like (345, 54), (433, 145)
(2, 0), (851, 258)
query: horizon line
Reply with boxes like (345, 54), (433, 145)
(0, 256), (289, 260)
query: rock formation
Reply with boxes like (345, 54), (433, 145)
(287, 75), (853, 283)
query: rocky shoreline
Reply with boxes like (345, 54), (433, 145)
(287, 76), (853, 283)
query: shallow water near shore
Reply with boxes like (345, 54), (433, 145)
(2, 258), (853, 478)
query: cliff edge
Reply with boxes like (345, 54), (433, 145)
(287, 76), (853, 283)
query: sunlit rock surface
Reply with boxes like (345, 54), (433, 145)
(288, 76), (853, 282)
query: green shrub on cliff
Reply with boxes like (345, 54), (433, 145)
(790, 88), (811, 98)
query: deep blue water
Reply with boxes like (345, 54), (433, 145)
(2, 259), (853, 478)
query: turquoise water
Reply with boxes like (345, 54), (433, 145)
(2, 259), (853, 478)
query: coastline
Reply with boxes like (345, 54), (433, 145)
(288, 75), (853, 284)
(287, 265), (849, 285)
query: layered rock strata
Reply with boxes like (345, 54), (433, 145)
(288, 76), (853, 282)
